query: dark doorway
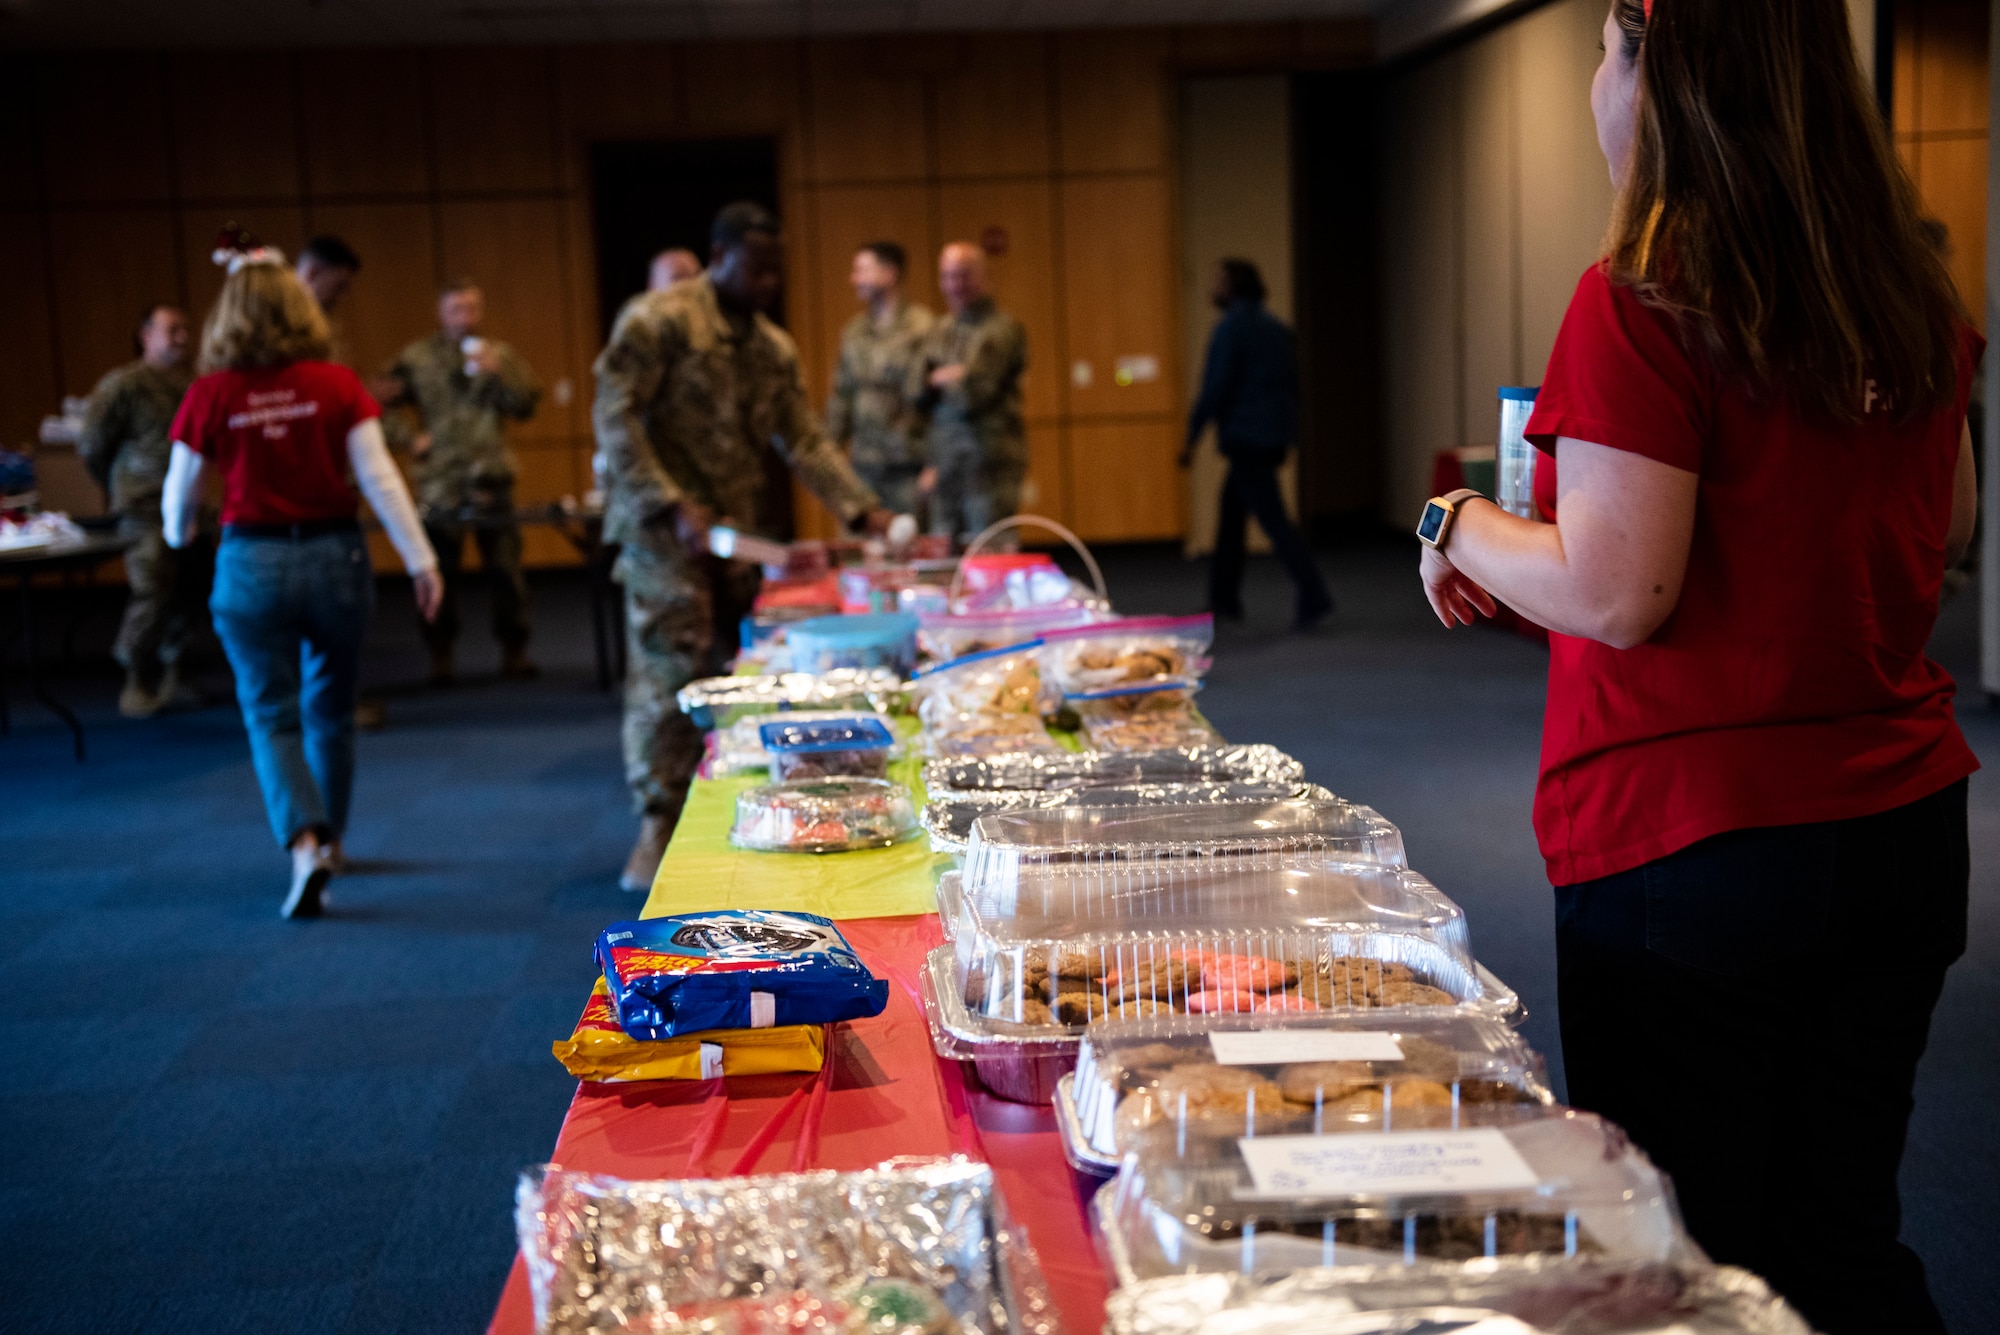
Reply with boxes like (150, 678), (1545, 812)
(587, 137), (781, 339)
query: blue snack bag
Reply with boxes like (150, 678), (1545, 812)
(595, 910), (889, 1040)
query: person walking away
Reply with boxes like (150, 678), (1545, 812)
(910, 243), (1027, 542)
(1182, 259), (1332, 630)
(381, 280), (542, 683)
(649, 248), (703, 291)
(1414, 3), (1976, 1330)
(595, 201), (896, 891)
(826, 242), (934, 517)
(162, 236), (441, 919)
(78, 304), (206, 716)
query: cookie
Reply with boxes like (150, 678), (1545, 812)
(1101, 956), (1191, 1004)
(1248, 991), (1319, 1012)
(1276, 1060), (1377, 1104)
(1112, 998), (1177, 1021)
(1184, 988), (1256, 1014)
(1202, 955), (1300, 995)
(1114, 1065), (1297, 1140)
(1320, 1077), (1455, 1127)
(1050, 946), (1106, 981)
(1004, 997), (1054, 1026)
(1379, 981), (1457, 1008)
(1053, 990), (1107, 1026)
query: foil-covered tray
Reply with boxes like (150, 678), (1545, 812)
(1103, 1262), (1816, 1335)
(517, 1157), (1062, 1335)
(920, 782), (1339, 854)
(923, 744), (1304, 799)
(678, 668), (905, 730)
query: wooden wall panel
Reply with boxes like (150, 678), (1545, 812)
(47, 209), (183, 398)
(1458, 35), (1518, 441)
(431, 48), (561, 193)
(439, 198), (578, 442)
(938, 180), (1062, 421)
(0, 61), (42, 206)
(685, 40), (799, 135)
(0, 211), (60, 447)
(1918, 135), (1988, 312)
(806, 41), (930, 183)
(935, 36), (1053, 179)
(1059, 175), (1178, 420)
(1056, 30), (1172, 174)
(1021, 419), (1069, 529)
(1066, 419), (1182, 541)
(177, 203), (310, 327)
(553, 44), (676, 190)
(803, 184), (937, 405)
(301, 201), (439, 375)
(299, 50), (430, 197)
(38, 54), (174, 204)
(1914, 0), (1990, 134)
(170, 54), (302, 201)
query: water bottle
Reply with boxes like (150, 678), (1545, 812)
(1496, 387), (1540, 520)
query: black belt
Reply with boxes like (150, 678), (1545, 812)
(223, 518), (361, 540)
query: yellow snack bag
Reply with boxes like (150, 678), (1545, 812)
(552, 979), (827, 1083)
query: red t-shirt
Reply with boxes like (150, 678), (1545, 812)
(170, 361), (380, 525)
(1522, 265), (1979, 884)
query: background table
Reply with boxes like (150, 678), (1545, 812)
(0, 533), (133, 760)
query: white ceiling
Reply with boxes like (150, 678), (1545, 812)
(0, 0), (1402, 49)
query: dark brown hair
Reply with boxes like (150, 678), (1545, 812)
(1605, 0), (1963, 422)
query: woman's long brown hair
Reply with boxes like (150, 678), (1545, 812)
(1604, 0), (1963, 423)
(198, 262), (332, 374)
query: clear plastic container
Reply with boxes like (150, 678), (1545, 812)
(1062, 1011), (1550, 1170)
(677, 668), (903, 730)
(783, 612), (919, 674)
(923, 744), (1305, 799)
(918, 604), (1106, 665)
(1096, 1107), (1697, 1286)
(1071, 687), (1223, 752)
(759, 714), (896, 781)
(1103, 1263), (1815, 1335)
(1041, 614), (1213, 696)
(729, 778), (920, 853)
(712, 708), (897, 777)
(910, 641), (1061, 758)
(920, 781), (1340, 854)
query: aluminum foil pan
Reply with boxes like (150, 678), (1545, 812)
(517, 1157), (1062, 1335)
(923, 744), (1304, 799)
(921, 782), (1338, 854)
(1103, 1262), (1816, 1335)
(678, 668), (905, 730)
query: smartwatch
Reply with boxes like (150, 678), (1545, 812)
(1416, 488), (1488, 551)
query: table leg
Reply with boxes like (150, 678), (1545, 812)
(20, 576), (86, 761)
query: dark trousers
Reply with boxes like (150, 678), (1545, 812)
(1555, 779), (1968, 1335)
(1208, 448), (1330, 618)
(421, 512), (531, 658)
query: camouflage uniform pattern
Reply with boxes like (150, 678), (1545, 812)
(594, 273), (880, 817)
(825, 301), (933, 516)
(383, 331), (542, 655)
(908, 296), (1028, 540)
(77, 360), (207, 677)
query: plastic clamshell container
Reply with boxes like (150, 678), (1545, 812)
(729, 778), (920, 853)
(1063, 1010), (1552, 1170)
(677, 668), (902, 730)
(783, 612), (920, 675)
(1096, 1106), (1698, 1287)
(923, 744), (1305, 800)
(1071, 688), (1223, 752)
(1101, 1263), (1817, 1335)
(920, 782), (1340, 855)
(713, 708), (895, 776)
(758, 714), (896, 782)
(960, 799), (1407, 888)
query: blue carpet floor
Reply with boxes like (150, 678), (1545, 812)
(0, 542), (1994, 1333)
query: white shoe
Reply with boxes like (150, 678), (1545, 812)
(283, 842), (334, 919)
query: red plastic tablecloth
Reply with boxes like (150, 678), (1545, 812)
(486, 915), (1110, 1335)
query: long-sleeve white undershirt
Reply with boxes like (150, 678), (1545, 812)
(162, 419), (438, 575)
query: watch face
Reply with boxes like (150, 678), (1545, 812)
(1416, 500), (1449, 544)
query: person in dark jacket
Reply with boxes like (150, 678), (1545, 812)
(1181, 258), (1332, 629)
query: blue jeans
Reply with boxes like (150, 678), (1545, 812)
(210, 531), (374, 847)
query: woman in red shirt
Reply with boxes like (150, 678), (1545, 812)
(1416, 2), (1976, 1330)
(164, 244), (442, 919)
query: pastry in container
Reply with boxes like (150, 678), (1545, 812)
(730, 778), (920, 853)
(919, 781), (1341, 855)
(1040, 614), (1214, 696)
(923, 743), (1304, 799)
(1104, 1263), (1816, 1335)
(759, 713), (898, 781)
(1058, 1010), (1551, 1172)
(711, 708), (896, 777)
(1095, 1105), (1700, 1286)
(677, 668), (903, 730)
(1070, 685), (1223, 752)
(922, 710), (1064, 760)
(910, 641), (1064, 758)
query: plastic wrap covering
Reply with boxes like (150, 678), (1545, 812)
(909, 643), (1063, 759)
(679, 669), (905, 730)
(1103, 1263), (1816, 1335)
(923, 744), (1304, 799)
(1041, 615), (1213, 696)
(731, 778), (921, 853)
(712, 710), (899, 778)
(1071, 688), (1223, 752)
(1095, 1107), (1698, 1286)
(920, 782), (1339, 855)
(517, 1157), (1064, 1335)
(1058, 1011), (1551, 1172)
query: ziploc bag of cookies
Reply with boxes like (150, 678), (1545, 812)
(1040, 614), (1213, 696)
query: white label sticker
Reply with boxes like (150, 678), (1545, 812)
(1209, 1030), (1405, 1066)
(698, 1042), (724, 1079)
(1236, 1128), (1539, 1199)
(749, 991), (776, 1028)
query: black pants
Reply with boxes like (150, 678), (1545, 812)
(421, 513), (531, 657)
(1208, 448), (1330, 618)
(1556, 779), (1968, 1335)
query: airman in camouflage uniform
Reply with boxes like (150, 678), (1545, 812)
(909, 242), (1028, 542)
(78, 304), (203, 718)
(595, 202), (890, 890)
(381, 282), (542, 680)
(826, 242), (934, 516)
